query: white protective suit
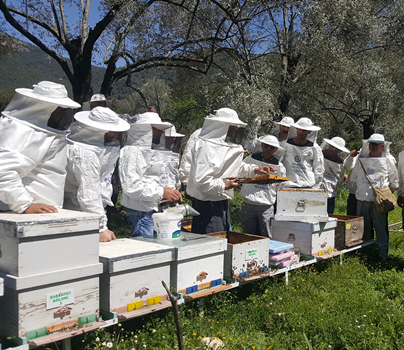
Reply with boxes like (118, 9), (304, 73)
(119, 113), (179, 212)
(187, 119), (257, 202)
(178, 128), (201, 185)
(280, 120), (324, 188)
(349, 140), (398, 201)
(64, 122), (121, 232)
(240, 150), (286, 206)
(0, 89), (80, 213)
(397, 150), (404, 196)
(319, 139), (357, 198)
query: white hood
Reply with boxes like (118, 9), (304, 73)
(68, 121), (113, 147)
(3, 93), (67, 134)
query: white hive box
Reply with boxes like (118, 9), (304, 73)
(0, 209), (101, 276)
(99, 239), (174, 317)
(133, 232), (227, 296)
(275, 188), (329, 222)
(0, 210), (103, 340)
(272, 218), (337, 256)
(207, 231), (269, 280)
(0, 277), (3, 297)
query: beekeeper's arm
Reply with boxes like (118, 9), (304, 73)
(387, 156), (399, 193)
(179, 131), (200, 185)
(0, 148), (57, 213)
(69, 146), (113, 241)
(313, 144), (325, 187)
(343, 150), (359, 171)
(120, 147), (181, 203)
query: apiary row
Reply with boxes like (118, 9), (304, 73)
(0, 189), (365, 347)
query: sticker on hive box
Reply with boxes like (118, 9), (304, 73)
(46, 288), (75, 310)
(245, 248), (258, 261)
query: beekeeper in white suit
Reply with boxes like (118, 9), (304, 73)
(274, 116), (294, 142)
(64, 107), (130, 242)
(119, 112), (182, 237)
(0, 81), (80, 214)
(280, 117), (324, 188)
(187, 108), (275, 234)
(320, 137), (358, 214)
(240, 135), (286, 238)
(350, 133), (398, 260)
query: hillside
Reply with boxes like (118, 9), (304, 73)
(0, 33), (176, 99)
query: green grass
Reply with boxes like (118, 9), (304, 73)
(35, 187), (404, 350)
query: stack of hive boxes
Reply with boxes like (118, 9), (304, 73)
(0, 210), (103, 342)
(272, 188), (337, 257)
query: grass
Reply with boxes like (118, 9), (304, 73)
(34, 187), (404, 350)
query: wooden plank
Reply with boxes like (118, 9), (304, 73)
(316, 251), (342, 260)
(28, 321), (107, 347)
(117, 301), (173, 321)
(46, 319), (78, 334)
(184, 284), (232, 300)
(197, 282), (212, 291)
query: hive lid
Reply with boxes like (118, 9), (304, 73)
(0, 209), (101, 238)
(133, 231), (227, 261)
(99, 239), (175, 273)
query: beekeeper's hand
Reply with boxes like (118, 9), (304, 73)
(398, 195), (404, 208)
(254, 166), (276, 175)
(350, 149), (359, 157)
(225, 177), (239, 189)
(24, 203), (58, 214)
(99, 229), (116, 242)
(163, 187), (183, 202)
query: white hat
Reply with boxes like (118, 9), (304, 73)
(323, 137), (350, 153)
(130, 112), (172, 130)
(16, 81), (80, 109)
(206, 108), (247, 126)
(90, 94), (106, 102)
(257, 135), (285, 150)
(292, 117), (321, 131)
(275, 116), (294, 127)
(365, 133), (385, 144)
(74, 106), (130, 132)
(165, 125), (184, 137)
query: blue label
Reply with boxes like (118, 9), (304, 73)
(295, 155), (301, 162)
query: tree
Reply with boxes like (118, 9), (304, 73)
(0, 0), (234, 103)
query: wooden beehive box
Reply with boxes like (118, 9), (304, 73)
(133, 232), (227, 296)
(0, 264), (102, 340)
(0, 210), (101, 277)
(99, 239), (174, 317)
(271, 218), (337, 256)
(275, 188), (329, 222)
(329, 214), (364, 249)
(0, 210), (103, 340)
(207, 231), (269, 280)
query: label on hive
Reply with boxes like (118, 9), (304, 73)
(46, 288), (75, 310)
(245, 248), (258, 260)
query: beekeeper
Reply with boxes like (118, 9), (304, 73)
(64, 107), (130, 242)
(274, 116), (294, 142)
(179, 128), (201, 190)
(397, 151), (404, 228)
(280, 117), (324, 188)
(349, 133), (398, 260)
(187, 108), (275, 234)
(0, 81), (80, 213)
(89, 94), (107, 109)
(240, 135), (286, 238)
(320, 137), (358, 214)
(119, 112), (182, 237)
